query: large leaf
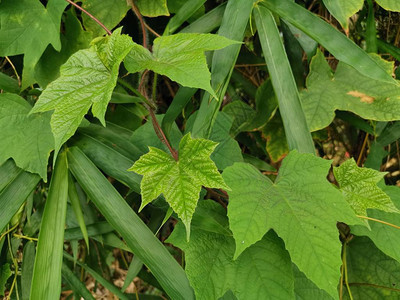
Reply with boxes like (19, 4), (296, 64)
(344, 236), (400, 299)
(124, 33), (239, 98)
(293, 265), (334, 300)
(167, 201), (294, 300)
(351, 185), (400, 264)
(261, 0), (395, 84)
(129, 133), (229, 236)
(376, 0), (400, 11)
(30, 151), (69, 300)
(333, 159), (400, 217)
(0, 0), (67, 88)
(136, 0), (169, 17)
(301, 50), (400, 131)
(0, 93), (53, 179)
(81, 0), (129, 37)
(67, 147), (194, 299)
(254, 5), (315, 154)
(222, 151), (361, 298)
(30, 29), (133, 155)
(322, 0), (363, 29)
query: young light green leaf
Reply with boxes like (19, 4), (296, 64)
(0, 0), (67, 89)
(301, 50), (400, 131)
(322, 0), (363, 29)
(351, 185), (400, 264)
(129, 133), (229, 237)
(334, 159), (400, 217)
(136, 0), (169, 17)
(124, 33), (240, 98)
(30, 151), (69, 300)
(81, 0), (129, 37)
(376, 0), (400, 11)
(167, 201), (295, 300)
(0, 93), (53, 180)
(30, 29), (133, 156)
(222, 151), (361, 298)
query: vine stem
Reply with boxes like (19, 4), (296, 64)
(65, 0), (111, 35)
(128, 0), (148, 48)
(356, 133), (369, 166)
(357, 215), (400, 230)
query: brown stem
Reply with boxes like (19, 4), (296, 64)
(128, 0), (148, 49)
(65, 0), (111, 35)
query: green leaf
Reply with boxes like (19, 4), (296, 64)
(0, 263), (11, 297)
(136, 0), (169, 17)
(322, 0), (363, 29)
(293, 265), (334, 300)
(376, 0), (400, 11)
(35, 9), (92, 87)
(0, 93), (53, 179)
(261, 112), (289, 162)
(0, 160), (22, 193)
(254, 4), (315, 154)
(301, 50), (400, 131)
(344, 236), (400, 299)
(124, 33), (239, 98)
(351, 185), (400, 264)
(167, 202), (295, 300)
(21, 242), (35, 300)
(165, 0), (205, 34)
(30, 29), (133, 155)
(222, 151), (361, 298)
(261, 0), (395, 84)
(0, 171), (40, 232)
(67, 147), (194, 299)
(30, 151), (69, 300)
(333, 159), (400, 217)
(0, 0), (67, 88)
(61, 263), (95, 300)
(129, 133), (229, 236)
(81, 0), (129, 37)
(0, 72), (19, 94)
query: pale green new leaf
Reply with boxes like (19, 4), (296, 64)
(129, 133), (229, 236)
(0, 0), (67, 88)
(351, 185), (400, 264)
(301, 50), (400, 131)
(136, 0), (169, 17)
(81, 0), (129, 37)
(167, 201), (294, 300)
(30, 29), (133, 155)
(124, 33), (240, 98)
(222, 151), (361, 298)
(333, 159), (400, 217)
(322, 0), (363, 29)
(0, 93), (53, 179)
(376, 0), (400, 11)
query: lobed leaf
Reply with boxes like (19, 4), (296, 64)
(322, 0), (363, 29)
(124, 33), (240, 98)
(129, 133), (229, 237)
(301, 50), (400, 131)
(223, 151), (361, 298)
(136, 0), (169, 17)
(0, 93), (53, 179)
(30, 29), (133, 156)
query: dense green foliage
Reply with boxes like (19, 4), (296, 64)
(0, 0), (400, 299)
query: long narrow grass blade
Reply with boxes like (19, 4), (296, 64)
(161, 87), (196, 138)
(191, 0), (254, 138)
(68, 173), (89, 248)
(165, 0), (206, 34)
(0, 171), (40, 232)
(21, 241), (35, 300)
(61, 263), (95, 300)
(64, 222), (114, 240)
(0, 159), (20, 192)
(121, 256), (143, 292)
(71, 133), (141, 192)
(254, 5), (315, 153)
(67, 147), (194, 300)
(63, 253), (129, 300)
(180, 3), (226, 34)
(366, 0), (378, 53)
(30, 151), (69, 300)
(261, 0), (395, 83)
